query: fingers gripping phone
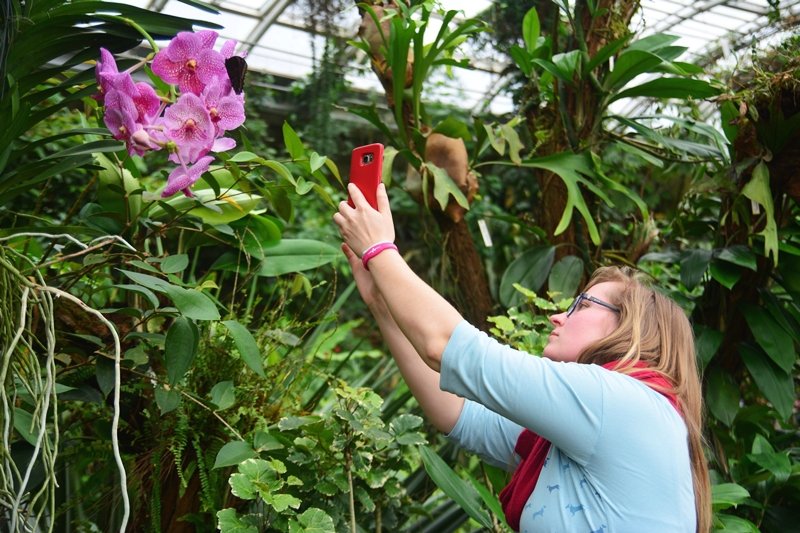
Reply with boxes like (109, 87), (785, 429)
(348, 143), (384, 210)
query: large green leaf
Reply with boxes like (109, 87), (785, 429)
(694, 324), (723, 370)
(548, 255), (583, 300)
(705, 367), (740, 427)
(679, 248), (711, 290)
(521, 7), (540, 53)
(214, 441), (257, 469)
(165, 316), (199, 385)
(423, 161), (469, 211)
(739, 344), (794, 420)
(499, 245), (555, 308)
(291, 508), (335, 533)
(216, 509), (258, 533)
(741, 162), (778, 265)
(163, 285), (220, 320)
(741, 305), (794, 373)
(711, 483), (750, 511)
(716, 245), (757, 271)
(148, 188), (262, 225)
(604, 50), (665, 91)
(495, 152), (601, 244)
(610, 78), (721, 103)
(259, 239), (341, 276)
(222, 320), (265, 377)
(612, 116), (724, 160)
(419, 446), (492, 529)
(231, 215), (283, 258)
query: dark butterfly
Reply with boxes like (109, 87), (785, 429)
(225, 56), (247, 95)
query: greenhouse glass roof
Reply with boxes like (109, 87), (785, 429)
(125, 0), (800, 115)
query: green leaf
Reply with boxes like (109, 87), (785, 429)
(548, 255), (583, 299)
(465, 470), (505, 523)
(161, 254), (189, 274)
(216, 509), (258, 533)
(210, 381), (236, 410)
(424, 161), (469, 211)
(295, 508), (335, 533)
(13, 408), (37, 445)
(679, 248), (711, 290)
(713, 514), (759, 533)
(282, 121), (305, 160)
(585, 36), (627, 72)
(705, 367), (740, 427)
(154, 386), (180, 414)
(709, 259), (741, 290)
(308, 152), (326, 173)
(382, 146), (398, 186)
(741, 162), (778, 265)
(163, 285), (220, 320)
(165, 316), (199, 384)
(214, 441), (256, 469)
(609, 78), (721, 103)
(694, 324), (723, 370)
(509, 44), (532, 77)
(148, 188), (262, 225)
(739, 344), (794, 420)
(521, 7), (540, 53)
(499, 246), (555, 308)
(261, 159), (296, 185)
(419, 446), (492, 529)
(716, 245), (757, 271)
(748, 447), (791, 483)
(270, 493), (302, 513)
(508, 152), (600, 244)
(222, 320), (265, 377)
(741, 305), (794, 373)
(431, 116), (471, 141)
(95, 355), (115, 399)
(255, 239), (341, 276)
(604, 50), (665, 91)
(711, 483), (750, 511)
(499, 122), (523, 165)
(231, 215), (283, 259)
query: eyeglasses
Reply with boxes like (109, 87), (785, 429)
(566, 292), (621, 317)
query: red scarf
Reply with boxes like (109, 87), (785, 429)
(498, 362), (680, 531)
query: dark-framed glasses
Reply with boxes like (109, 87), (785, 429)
(566, 292), (621, 317)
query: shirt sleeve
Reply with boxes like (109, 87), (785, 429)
(446, 399), (524, 471)
(440, 320), (607, 466)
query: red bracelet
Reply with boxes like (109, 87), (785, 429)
(361, 241), (398, 270)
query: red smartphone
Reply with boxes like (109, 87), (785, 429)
(348, 143), (384, 209)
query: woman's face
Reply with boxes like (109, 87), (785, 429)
(543, 281), (622, 363)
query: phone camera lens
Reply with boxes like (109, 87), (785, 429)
(362, 153), (373, 164)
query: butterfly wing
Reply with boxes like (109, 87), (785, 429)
(225, 56), (248, 95)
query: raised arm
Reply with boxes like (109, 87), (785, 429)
(333, 183), (463, 371)
(340, 243), (464, 433)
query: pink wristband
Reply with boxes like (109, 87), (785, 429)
(361, 241), (398, 271)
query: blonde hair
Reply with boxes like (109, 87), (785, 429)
(577, 266), (711, 533)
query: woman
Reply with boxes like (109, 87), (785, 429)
(333, 183), (711, 532)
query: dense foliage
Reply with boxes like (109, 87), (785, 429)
(0, 1), (797, 532)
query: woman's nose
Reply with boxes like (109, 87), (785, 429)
(549, 312), (566, 326)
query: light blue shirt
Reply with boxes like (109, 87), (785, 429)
(440, 321), (695, 532)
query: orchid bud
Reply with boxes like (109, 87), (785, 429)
(130, 129), (154, 152)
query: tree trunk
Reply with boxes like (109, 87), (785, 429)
(433, 212), (493, 331)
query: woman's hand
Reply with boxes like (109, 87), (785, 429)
(333, 182), (395, 257)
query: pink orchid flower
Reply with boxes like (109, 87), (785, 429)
(103, 89), (148, 154)
(162, 155), (214, 197)
(152, 30), (226, 95)
(160, 92), (215, 163)
(94, 47), (121, 102)
(201, 79), (245, 135)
